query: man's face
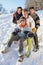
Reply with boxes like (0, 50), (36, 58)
(29, 9), (35, 14)
(17, 8), (22, 14)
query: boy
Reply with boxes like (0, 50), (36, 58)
(29, 7), (40, 51)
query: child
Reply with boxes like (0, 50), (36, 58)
(1, 16), (33, 62)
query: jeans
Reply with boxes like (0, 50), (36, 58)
(34, 32), (38, 48)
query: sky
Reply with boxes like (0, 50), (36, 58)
(0, 0), (26, 10)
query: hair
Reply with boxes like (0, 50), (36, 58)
(21, 17), (26, 20)
(17, 7), (22, 11)
(22, 9), (28, 15)
(23, 9), (28, 12)
(29, 7), (35, 10)
(20, 17), (26, 22)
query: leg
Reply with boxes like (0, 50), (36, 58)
(8, 33), (19, 47)
(18, 38), (25, 62)
(27, 32), (38, 51)
(33, 32), (39, 52)
(1, 33), (19, 53)
(34, 32), (39, 48)
(19, 38), (25, 55)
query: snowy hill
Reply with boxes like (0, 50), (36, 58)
(0, 10), (43, 65)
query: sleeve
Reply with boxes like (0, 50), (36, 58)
(35, 14), (40, 29)
(36, 20), (40, 29)
(29, 16), (35, 29)
(12, 13), (17, 24)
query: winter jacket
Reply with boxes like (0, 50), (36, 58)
(30, 13), (40, 29)
(14, 17), (32, 37)
(26, 15), (35, 30)
(13, 12), (22, 24)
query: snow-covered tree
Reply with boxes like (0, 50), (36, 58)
(0, 4), (7, 14)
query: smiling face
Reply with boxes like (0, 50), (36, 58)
(21, 20), (26, 25)
(29, 8), (35, 15)
(20, 20), (27, 28)
(22, 9), (28, 18)
(16, 7), (22, 15)
(17, 8), (22, 14)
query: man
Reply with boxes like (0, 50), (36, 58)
(29, 7), (40, 51)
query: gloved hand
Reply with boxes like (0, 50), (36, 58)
(27, 33), (34, 37)
(32, 28), (36, 33)
(24, 31), (30, 34)
(12, 29), (21, 35)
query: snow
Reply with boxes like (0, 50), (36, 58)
(0, 10), (43, 65)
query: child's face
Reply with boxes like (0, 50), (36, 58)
(21, 21), (26, 25)
(20, 20), (27, 28)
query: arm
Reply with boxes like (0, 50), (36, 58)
(29, 16), (35, 29)
(29, 16), (36, 32)
(13, 13), (17, 24)
(35, 14), (40, 29)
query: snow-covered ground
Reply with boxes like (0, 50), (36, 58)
(0, 10), (43, 65)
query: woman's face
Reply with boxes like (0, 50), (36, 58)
(17, 8), (22, 14)
(22, 10), (28, 18)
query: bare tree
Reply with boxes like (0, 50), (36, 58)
(25, 0), (43, 10)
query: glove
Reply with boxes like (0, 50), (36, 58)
(12, 29), (21, 35)
(27, 33), (34, 37)
(32, 28), (36, 33)
(24, 31), (30, 34)
(12, 32), (17, 35)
